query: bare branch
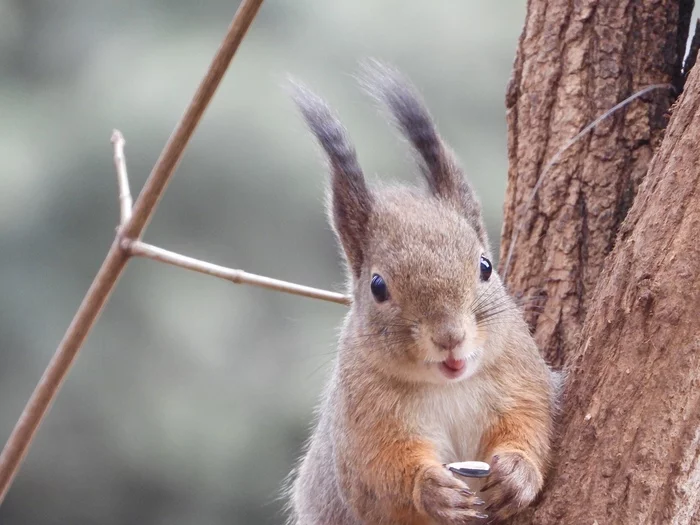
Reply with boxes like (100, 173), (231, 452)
(0, 0), (265, 504)
(121, 1), (264, 241)
(126, 240), (351, 305)
(111, 128), (348, 303)
(111, 129), (132, 226)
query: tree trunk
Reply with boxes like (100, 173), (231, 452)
(512, 48), (700, 524)
(500, 0), (700, 523)
(500, 0), (691, 367)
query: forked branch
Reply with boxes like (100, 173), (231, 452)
(0, 0), (267, 504)
(126, 240), (350, 305)
(110, 130), (348, 304)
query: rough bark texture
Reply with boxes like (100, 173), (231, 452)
(510, 49), (700, 525)
(500, 0), (691, 367)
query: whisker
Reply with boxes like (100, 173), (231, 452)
(468, 279), (495, 309)
(474, 291), (509, 315)
(477, 309), (520, 323)
(480, 299), (558, 320)
(476, 306), (524, 323)
(298, 349), (338, 362)
(350, 329), (417, 350)
(475, 296), (514, 312)
(477, 314), (516, 324)
(476, 319), (514, 331)
(470, 280), (500, 312)
(353, 329), (412, 340)
(303, 354), (338, 381)
(475, 300), (520, 320)
(471, 287), (546, 311)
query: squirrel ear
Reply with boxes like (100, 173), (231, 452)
(358, 60), (489, 248)
(289, 79), (372, 278)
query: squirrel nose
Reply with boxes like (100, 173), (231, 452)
(431, 330), (465, 352)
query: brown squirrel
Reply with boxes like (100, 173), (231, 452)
(285, 61), (560, 524)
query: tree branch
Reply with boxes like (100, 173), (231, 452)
(111, 130), (132, 226)
(111, 129), (347, 304)
(0, 0), (265, 504)
(125, 240), (350, 305)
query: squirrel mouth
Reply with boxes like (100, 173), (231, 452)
(438, 356), (466, 379)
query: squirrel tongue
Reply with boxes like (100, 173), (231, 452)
(444, 356), (466, 371)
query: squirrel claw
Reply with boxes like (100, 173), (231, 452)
(480, 478), (502, 493)
(418, 465), (490, 524)
(480, 451), (542, 519)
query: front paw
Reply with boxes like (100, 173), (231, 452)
(480, 451), (543, 521)
(415, 464), (488, 524)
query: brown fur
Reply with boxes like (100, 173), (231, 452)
(286, 63), (558, 525)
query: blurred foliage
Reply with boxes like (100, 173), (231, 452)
(0, 1), (528, 523)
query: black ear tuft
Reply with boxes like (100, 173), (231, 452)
(358, 60), (489, 249)
(288, 78), (373, 278)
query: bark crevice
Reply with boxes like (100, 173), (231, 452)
(500, 0), (683, 368)
(503, 1), (699, 523)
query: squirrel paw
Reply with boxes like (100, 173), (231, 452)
(480, 451), (542, 521)
(416, 465), (489, 524)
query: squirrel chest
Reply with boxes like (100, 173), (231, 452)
(401, 377), (496, 464)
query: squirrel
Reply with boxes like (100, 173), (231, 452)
(285, 61), (561, 525)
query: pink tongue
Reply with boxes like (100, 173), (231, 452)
(444, 356), (465, 371)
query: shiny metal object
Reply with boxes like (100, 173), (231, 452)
(446, 461), (491, 478)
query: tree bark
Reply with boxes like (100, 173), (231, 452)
(500, 0), (691, 367)
(501, 0), (700, 523)
(511, 46), (700, 524)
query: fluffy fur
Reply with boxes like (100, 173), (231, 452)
(286, 62), (558, 525)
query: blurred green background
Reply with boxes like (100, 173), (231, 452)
(0, 1), (527, 523)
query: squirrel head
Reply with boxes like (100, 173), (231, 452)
(291, 62), (512, 385)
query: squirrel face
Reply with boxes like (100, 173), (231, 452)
(291, 61), (509, 385)
(351, 189), (496, 384)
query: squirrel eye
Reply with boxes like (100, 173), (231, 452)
(479, 255), (492, 282)
(370, 274), (390, 302)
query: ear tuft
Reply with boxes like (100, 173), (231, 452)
(357, 60), (489, 249)
(288, 78), (373, 278)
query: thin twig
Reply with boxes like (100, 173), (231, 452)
(126, 240), (350, 305)
(501, 83), (673, 281)
(121, 1), (264, 241)
(110, 120), (346, 302)
(111, 130), (132, 226)
(0, 0), (265, 504)
(683, 19), (700, 88)
(112, 129), (347, 304)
